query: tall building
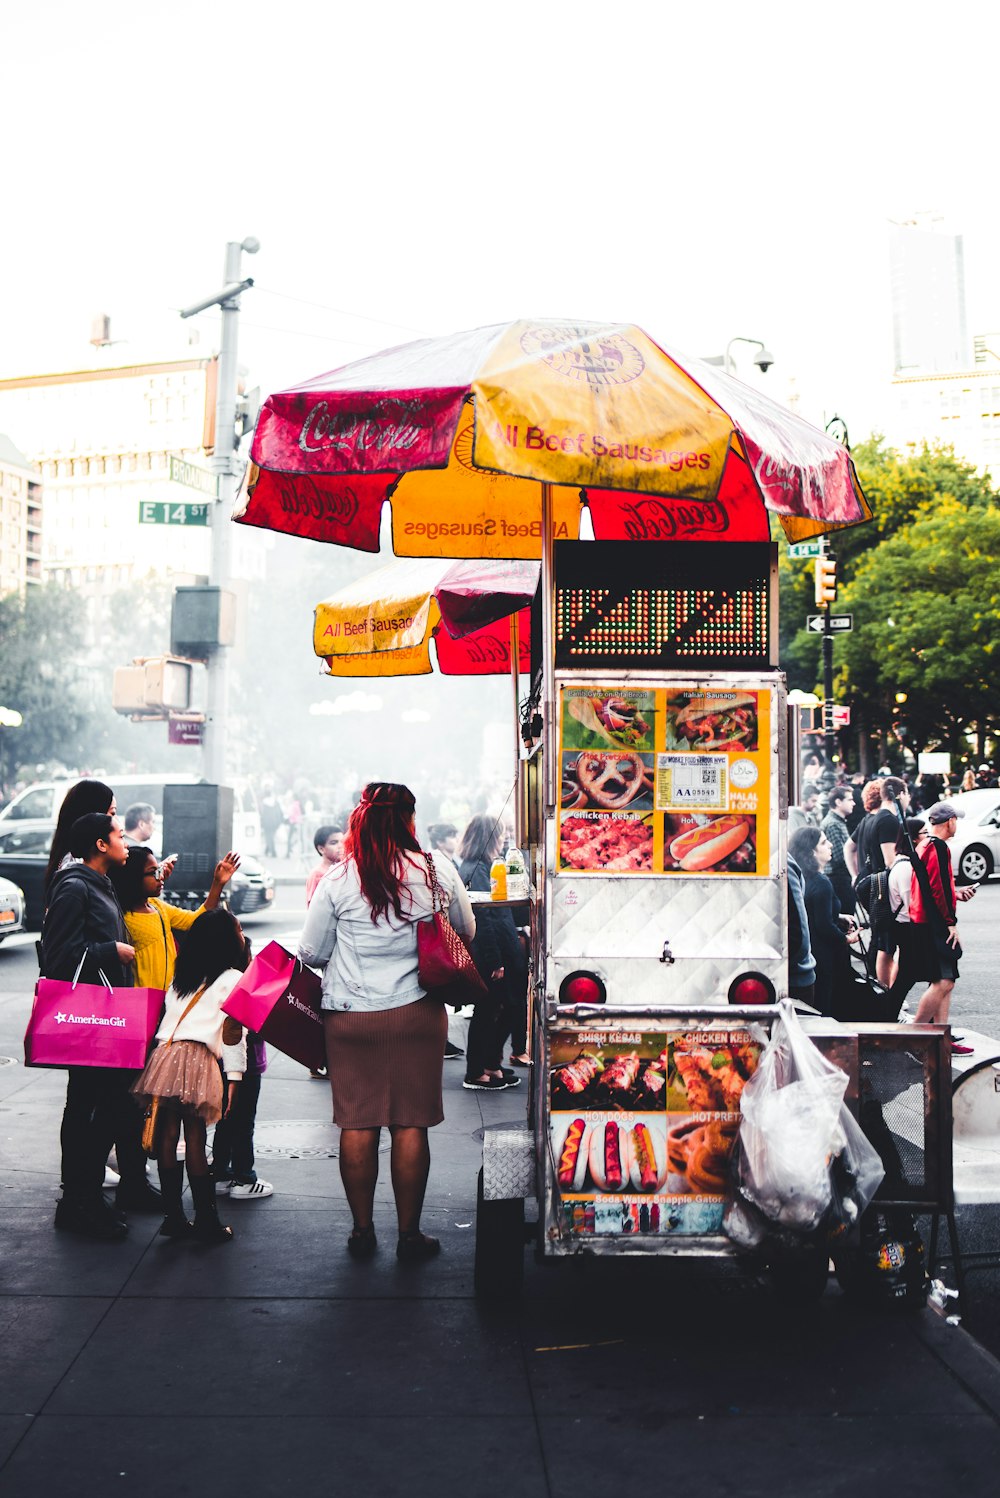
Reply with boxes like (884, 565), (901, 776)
(889, 215), (969, 374)
(889, 351), (1000, 480)
(0, 434), (42, 595)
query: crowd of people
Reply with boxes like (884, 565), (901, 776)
(787, 763), (982, 1052)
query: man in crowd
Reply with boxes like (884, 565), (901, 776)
(845, 775), (909, 985)
(788, 786), (821, 834)
(821, 783), (856, 914)
(427, 822), (461, 869)
(910, 802), (977, 1052)
(787, 851), (816, 1006)
(123, 802), (155, 848)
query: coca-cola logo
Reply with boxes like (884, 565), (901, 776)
(752, 452), (797, 500)
(298, 398), (426, 459)
(277, 476), (359, 527)
(458, 632), (532, 668)
(617, 496), (729, 540)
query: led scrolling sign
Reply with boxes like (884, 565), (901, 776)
(553, 542), (777, 670)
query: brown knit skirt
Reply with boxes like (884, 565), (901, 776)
(324, 996), (447, 1129)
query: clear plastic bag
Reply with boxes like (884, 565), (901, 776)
(728, 1001), (885, 1237)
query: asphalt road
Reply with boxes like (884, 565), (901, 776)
(2, 881), (998, 1355)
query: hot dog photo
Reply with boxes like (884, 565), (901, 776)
(553, 1115), (667, 1195)
(663, 812), (757, 874)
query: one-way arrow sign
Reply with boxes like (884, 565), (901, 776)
(806, 614), (853, 633)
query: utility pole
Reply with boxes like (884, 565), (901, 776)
(179, 237), (258, 785)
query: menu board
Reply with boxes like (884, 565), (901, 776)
(558, 684), (770, 875)
(549, 1025), (762, 1239)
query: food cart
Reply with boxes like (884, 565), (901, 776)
(238, 320), (953, 1300)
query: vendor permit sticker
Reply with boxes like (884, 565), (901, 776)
(656, 754), (727, 811)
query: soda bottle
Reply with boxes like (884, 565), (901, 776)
(489, 856), (507, 900)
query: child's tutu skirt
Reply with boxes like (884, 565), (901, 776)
(132, 1039), (223, 1124)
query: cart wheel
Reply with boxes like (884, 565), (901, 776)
(768, 1243), (830, 1303)
(474, 1168), (525, 1299)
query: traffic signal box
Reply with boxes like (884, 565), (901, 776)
(814, 554), (838, 606)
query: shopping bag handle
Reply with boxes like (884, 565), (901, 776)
(70, 953), (113, 992)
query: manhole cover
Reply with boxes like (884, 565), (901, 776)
(0, 1057), (18, 1068)
(248, 1120), (389, 1160)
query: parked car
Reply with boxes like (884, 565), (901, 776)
(947, 788), (1000, 884)
(0, 821), (51, 928)
(164, 854), (275, 917)
(0, 874), (26, 943)
(0, 820), (274, 929)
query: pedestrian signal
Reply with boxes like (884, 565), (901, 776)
(814, 555), (838, 606)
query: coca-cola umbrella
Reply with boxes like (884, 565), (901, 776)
(236, 319), (871, 557)
(313, 557), (538, 677)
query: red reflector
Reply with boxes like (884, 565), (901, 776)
(729, 976), (773, 1005)
(560, 974), (606, 1005)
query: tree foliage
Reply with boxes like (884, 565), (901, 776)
(778, 439), (1000, 763)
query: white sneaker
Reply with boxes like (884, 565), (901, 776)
(228, 1179), (273, 1200)
(103, 1166), (121, 1188)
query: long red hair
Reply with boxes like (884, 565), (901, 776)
(344, 782), (425, 921)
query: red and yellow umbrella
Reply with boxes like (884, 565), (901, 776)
(313, 558), (537, 677)
(237, 319), (870, 556)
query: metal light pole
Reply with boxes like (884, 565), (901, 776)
(179, 237), (259, 785)
(724, 337), (775, 375)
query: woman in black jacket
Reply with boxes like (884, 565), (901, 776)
(788, 826), (859, 1015)
(457, 816), (524, 1093)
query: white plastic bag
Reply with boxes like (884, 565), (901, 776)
(732, 1001), (884, 1235)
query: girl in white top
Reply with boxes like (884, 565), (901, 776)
(132, 908), (249, 1244)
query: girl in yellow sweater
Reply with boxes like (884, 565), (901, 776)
(111, 845), (241, 990)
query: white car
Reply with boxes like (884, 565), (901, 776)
(0, 874), (26, 944)
(941, 789), (1000, 884)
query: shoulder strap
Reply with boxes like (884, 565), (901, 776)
(164, 984), (207, 1047)
(154, 903), (171, 986)
(423, 850), (445, 913)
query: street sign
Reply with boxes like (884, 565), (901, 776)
(788, 540), (823, 559)
(169, 456), (219, 498)
(806, 614), (852, 633)
(169, 717), (204, 746)
(138, 500), (209, 527)
(831, 704), (851, 727)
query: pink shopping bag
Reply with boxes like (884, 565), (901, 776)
(221, 940), (325, 1071)
(25, 970), (164, 1070)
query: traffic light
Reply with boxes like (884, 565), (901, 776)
(814, 554), (838, 606)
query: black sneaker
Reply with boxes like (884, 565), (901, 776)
(497, 1068), (522, 1088)
(462, 1075), (508, 1091)
(444, 1042), (465, 1060)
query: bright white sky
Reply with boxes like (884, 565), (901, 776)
(5, 1), (999, 443)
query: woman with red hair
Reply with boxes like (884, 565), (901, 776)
(298, 782), (475, 1263)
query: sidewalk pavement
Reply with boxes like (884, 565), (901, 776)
(2, 1039), (1000, 1497)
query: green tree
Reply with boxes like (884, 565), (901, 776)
(0, 585), (98, 787)
(777, 440), (999, 764)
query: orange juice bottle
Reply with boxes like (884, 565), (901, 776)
(489, 856), (507, 900)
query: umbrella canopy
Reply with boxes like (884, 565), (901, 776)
(237, 320), (871, 557)
(314, 557), (537, 677)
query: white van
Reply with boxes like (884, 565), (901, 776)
(0, 774), (262, 855)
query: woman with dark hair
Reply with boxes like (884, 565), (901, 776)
(132, 907), (250, 1243)
(788, 826), (858, 1014)
(44, 779), (116, 891)
(457, 814), (527, 1089)
(110, 844), (240, 990)
(297, 782), (475, 1262)
(886, 818), (931, 1009)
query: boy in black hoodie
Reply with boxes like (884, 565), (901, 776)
(41, 812), (157, 1239)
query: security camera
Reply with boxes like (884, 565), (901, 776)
(241, 236), (261, 255)
(754, 347), (775, 374)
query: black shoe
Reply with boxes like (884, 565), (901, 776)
(497, 1068), (522, 1087)
(188, 1172), (234, 1244)
(347, 1225), (378, 1260)
(55, 1197), (128, 1241)
(462, 1075), (508, 1091)
(115, 1181), (163, 1214)
(444, 1042), (465, 1060)
(397, 1231), (441, 1262)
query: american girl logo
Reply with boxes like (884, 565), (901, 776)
(54, 1011), (127, 1028)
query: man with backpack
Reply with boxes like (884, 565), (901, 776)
(909, 802), (977, 1052)
(844, 776), (909, 985)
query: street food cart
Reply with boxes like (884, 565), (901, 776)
(238, 320), (954, 1299)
